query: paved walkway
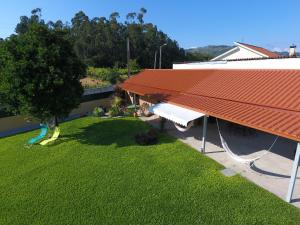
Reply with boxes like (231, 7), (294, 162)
(141, 115), (300, 208)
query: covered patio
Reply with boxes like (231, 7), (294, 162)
(141, 114), (300, 207)
(120, 69), (300, 206)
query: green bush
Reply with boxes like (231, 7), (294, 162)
(135, 128), (159, 145)
(87, 67), (111, 80)
(87, 66), (141, 85)
(87, 67), (120, 84)
(92, 107), (105, 117)
(108, 96), (123, 117)
(108, 107), (122, 117)
(123, 106), (136, 117)
(128, 59), (140, 71)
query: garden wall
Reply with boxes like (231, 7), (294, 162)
(0, 88), (114, 137)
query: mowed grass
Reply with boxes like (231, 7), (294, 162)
(0, 117), (299, 225)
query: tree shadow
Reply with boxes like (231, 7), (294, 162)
(58, 118), (175, 148)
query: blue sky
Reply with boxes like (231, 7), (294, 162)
(1, 0), (300, 51)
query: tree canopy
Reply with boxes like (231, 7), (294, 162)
(0, 23), (86, 123)
(14, 8), (186, 69)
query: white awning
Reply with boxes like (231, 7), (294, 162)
(149, 103), (205, 126)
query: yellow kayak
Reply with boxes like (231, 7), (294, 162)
(40, 127), (60, 146)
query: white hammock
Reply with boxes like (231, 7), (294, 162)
(216, 119), (279, 164)
(174, 121), (194, 132)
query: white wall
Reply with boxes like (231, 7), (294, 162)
(211, 45), (265, 61)
(221, 46), (264, 60)
(173, 58), (300, 70)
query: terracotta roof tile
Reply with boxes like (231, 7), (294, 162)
(120, 69), (300, 141)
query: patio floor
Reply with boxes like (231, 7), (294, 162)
(141, 115), (300, 208)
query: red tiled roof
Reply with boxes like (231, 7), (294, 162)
(120, 69), (300, 142)
(237, 42), (280, 58)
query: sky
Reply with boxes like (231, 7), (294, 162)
(1, 0), (300, 51)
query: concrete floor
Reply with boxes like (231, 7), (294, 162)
(141, 115), (300, 208)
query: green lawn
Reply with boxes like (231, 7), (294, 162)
(0, 117), (299, 225)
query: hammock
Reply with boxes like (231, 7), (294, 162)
(216, 119), (278, 164)
(173, 121), (194, 132)
(40, 127), (60, 146)
(27, 124), (48, 145)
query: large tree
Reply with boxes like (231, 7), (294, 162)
(0, 23), (86, 124)
(70, 8), (185, 68)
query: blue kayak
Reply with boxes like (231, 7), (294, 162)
(28, 124), (48, 145)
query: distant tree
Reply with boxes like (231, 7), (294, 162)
(184, 52), (213, 62)
(14, 8), (186, 69)
(109, 12), (120, 22)
(15, 8), (45, 34)
(69, 7), (185, 68)
(126, 12), (137, 24)
(137, 8), (147, 24)
(47, 20), (65, 30)
(0, 24), (86, 125)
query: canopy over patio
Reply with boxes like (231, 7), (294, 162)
(149, 103), (205, 127)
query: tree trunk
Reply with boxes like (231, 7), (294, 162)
(55, 116), (59, 127)
(159, 117), (166, 132)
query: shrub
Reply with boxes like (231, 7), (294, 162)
(128, 59), (140, 71)
(140, 103), (152, 117)
(108, 107), (123, 117)
(135, 129), (158, 145)
(111, 96), (122, 108)
(123, 107), (135, 117)
(87, 67), (120, 84)
(105, 68), (120, 84)
(108, 96), (123, 117)
(92, 107), (105, 117)
(87, 66), (141, 85)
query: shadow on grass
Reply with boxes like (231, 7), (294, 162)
(58, 119), (175, 148)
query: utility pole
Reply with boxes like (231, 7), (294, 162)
(159, 43), (167, 69)
(127, 37), (131, 76)
(154, 50), (157, 69)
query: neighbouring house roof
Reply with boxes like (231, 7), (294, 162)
(236, 42), (280, 58)
(211, 42), (280, 61)
(120, 69), (300, 142)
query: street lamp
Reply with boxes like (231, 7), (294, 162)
(159, 43), (167, 69)
(153, 50), (157, 69)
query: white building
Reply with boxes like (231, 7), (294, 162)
(211, 42), (280, 61)
(173, 42), (299, 70)
(173, 57), (300, 70)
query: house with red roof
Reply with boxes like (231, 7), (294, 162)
(120, 44), (300, 205)
(173, 42), (298, 70)
(211, 42), (280, 61)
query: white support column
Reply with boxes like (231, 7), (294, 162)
(133, 94), (137, 111)
(133, 93), (136, 104)
(201, 115), (208, 153)
(286, 142), (300, 202)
